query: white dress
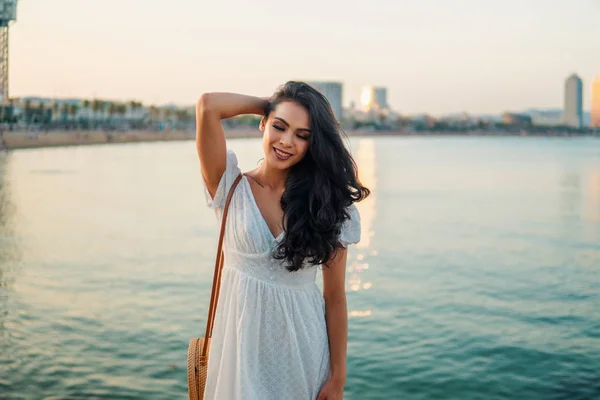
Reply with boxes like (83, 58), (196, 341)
(202, 150), (361, 400)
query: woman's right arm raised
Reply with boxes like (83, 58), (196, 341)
(196, 93), (267, 197)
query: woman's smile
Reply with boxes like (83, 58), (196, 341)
(273, 146), (293, 160)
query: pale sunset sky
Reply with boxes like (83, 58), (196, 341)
(11, 0), (600, 115)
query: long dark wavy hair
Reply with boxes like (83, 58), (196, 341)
(266, 81), (370, 271)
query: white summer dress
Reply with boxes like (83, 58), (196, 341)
(202, 150), (361, 400)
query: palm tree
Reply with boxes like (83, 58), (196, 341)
(136, 101), (144, 122)
(108, 102), (117, 123)
(177, 109), (192, 130)
(53, 102), (60, 122)
(129, 100), (137, 120)
(92, 99), (102, 124)
(7, 98), (15, 127)
(117, 104), (127, 123)
(136, 101), (143, 116)
(37, 102), (46, 125)
(24, 99), (31, 123)
(62, 103), (70, 122)
(80, 100), (90, 125)
(176, 109), (191, 124)
(69, 104), (78, 122)
(150, 105), (159, 122)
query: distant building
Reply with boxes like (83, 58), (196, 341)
(361, 86), (389, 111)
(439, 113), (477, 129)
(373, 87), (388, 109)
(592, 77), (600, 128)
(306, 81), (343, 121)
(531, 110), (563, 127)
(563, 74), (583, 128)
(502, 112), (532, 127)
(409, 114), (437, 129)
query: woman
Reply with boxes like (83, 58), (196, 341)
(196, 81), (370, 400)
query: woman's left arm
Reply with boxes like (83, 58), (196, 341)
(317, 247), (349, 400)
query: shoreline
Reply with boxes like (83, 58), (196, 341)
(1, 129), (256, 150)
(2, 128), (598, 151)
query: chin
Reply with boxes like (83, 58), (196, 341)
(270, 156), (293, 169)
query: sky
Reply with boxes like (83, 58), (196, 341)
(10, 0), (600, 116)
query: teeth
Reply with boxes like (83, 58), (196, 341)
(274, 148), (292, 158)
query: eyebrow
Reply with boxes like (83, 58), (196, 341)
(274, 117), (311, 133)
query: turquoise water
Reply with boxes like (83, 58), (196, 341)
(1, 136), (599, 399)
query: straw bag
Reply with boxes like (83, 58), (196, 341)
(187, 173), (243, 400)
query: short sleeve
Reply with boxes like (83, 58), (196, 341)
(203, 150), (242, 210)
(338, 203), (361, 248)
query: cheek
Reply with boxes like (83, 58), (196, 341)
(262, 130), (273, 148)
(264, 129), (277, 145)
(297, 140), (310, 156)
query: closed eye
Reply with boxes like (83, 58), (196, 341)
(297, 135), (310, 140)
(273, 125), (285, 131)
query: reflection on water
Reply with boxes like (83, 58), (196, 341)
(558, 164), (600, 236)
(2, 138), (600, 399)
(0, 152), (23, 384)
(348, 310), (372, 317)
(585, 171), (600, 225)
(355, 138), (376, 251)
(559, 171), (581, 220)
(347, 138), (377, 317)
(0, 152), (22, 285)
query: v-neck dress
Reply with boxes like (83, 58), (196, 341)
(202, 150), (361, 400)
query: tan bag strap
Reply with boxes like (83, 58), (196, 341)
(202, 173), (243, 356)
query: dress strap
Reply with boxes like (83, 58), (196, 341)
(203, 173), (243, 354)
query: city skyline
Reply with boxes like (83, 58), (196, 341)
(563, 74), (583, 128)
(10, 0), (600, 115)
(306, 81), (343, 120)
(14, 77), (595, 120)
(592, 77), (600, 128)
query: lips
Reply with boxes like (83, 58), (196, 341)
(273, 147), (293, 160)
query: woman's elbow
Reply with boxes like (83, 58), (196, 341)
(196, 93), (216, 115)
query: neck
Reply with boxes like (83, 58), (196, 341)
(255, 162), (288, 191)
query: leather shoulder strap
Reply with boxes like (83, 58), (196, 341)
(203, 173), (243, 351)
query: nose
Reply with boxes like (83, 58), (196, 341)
(279, 130), (293, 148)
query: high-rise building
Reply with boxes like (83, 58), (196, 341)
(373, 87), (388, 109)
(306, 81), (343, 121)
(592, 77), (600, 128)
(563, 74), (583, 128)
(360, 86), (389, 111)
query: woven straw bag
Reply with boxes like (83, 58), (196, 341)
(187, 173), (243, 400)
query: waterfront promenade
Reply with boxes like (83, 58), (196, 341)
(1, 128), (597, 150)
(0, 129), (250, 150)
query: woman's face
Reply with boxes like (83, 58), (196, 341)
(261, 101), (311, 170)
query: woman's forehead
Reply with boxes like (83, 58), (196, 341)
(272, 101), (310, 127)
